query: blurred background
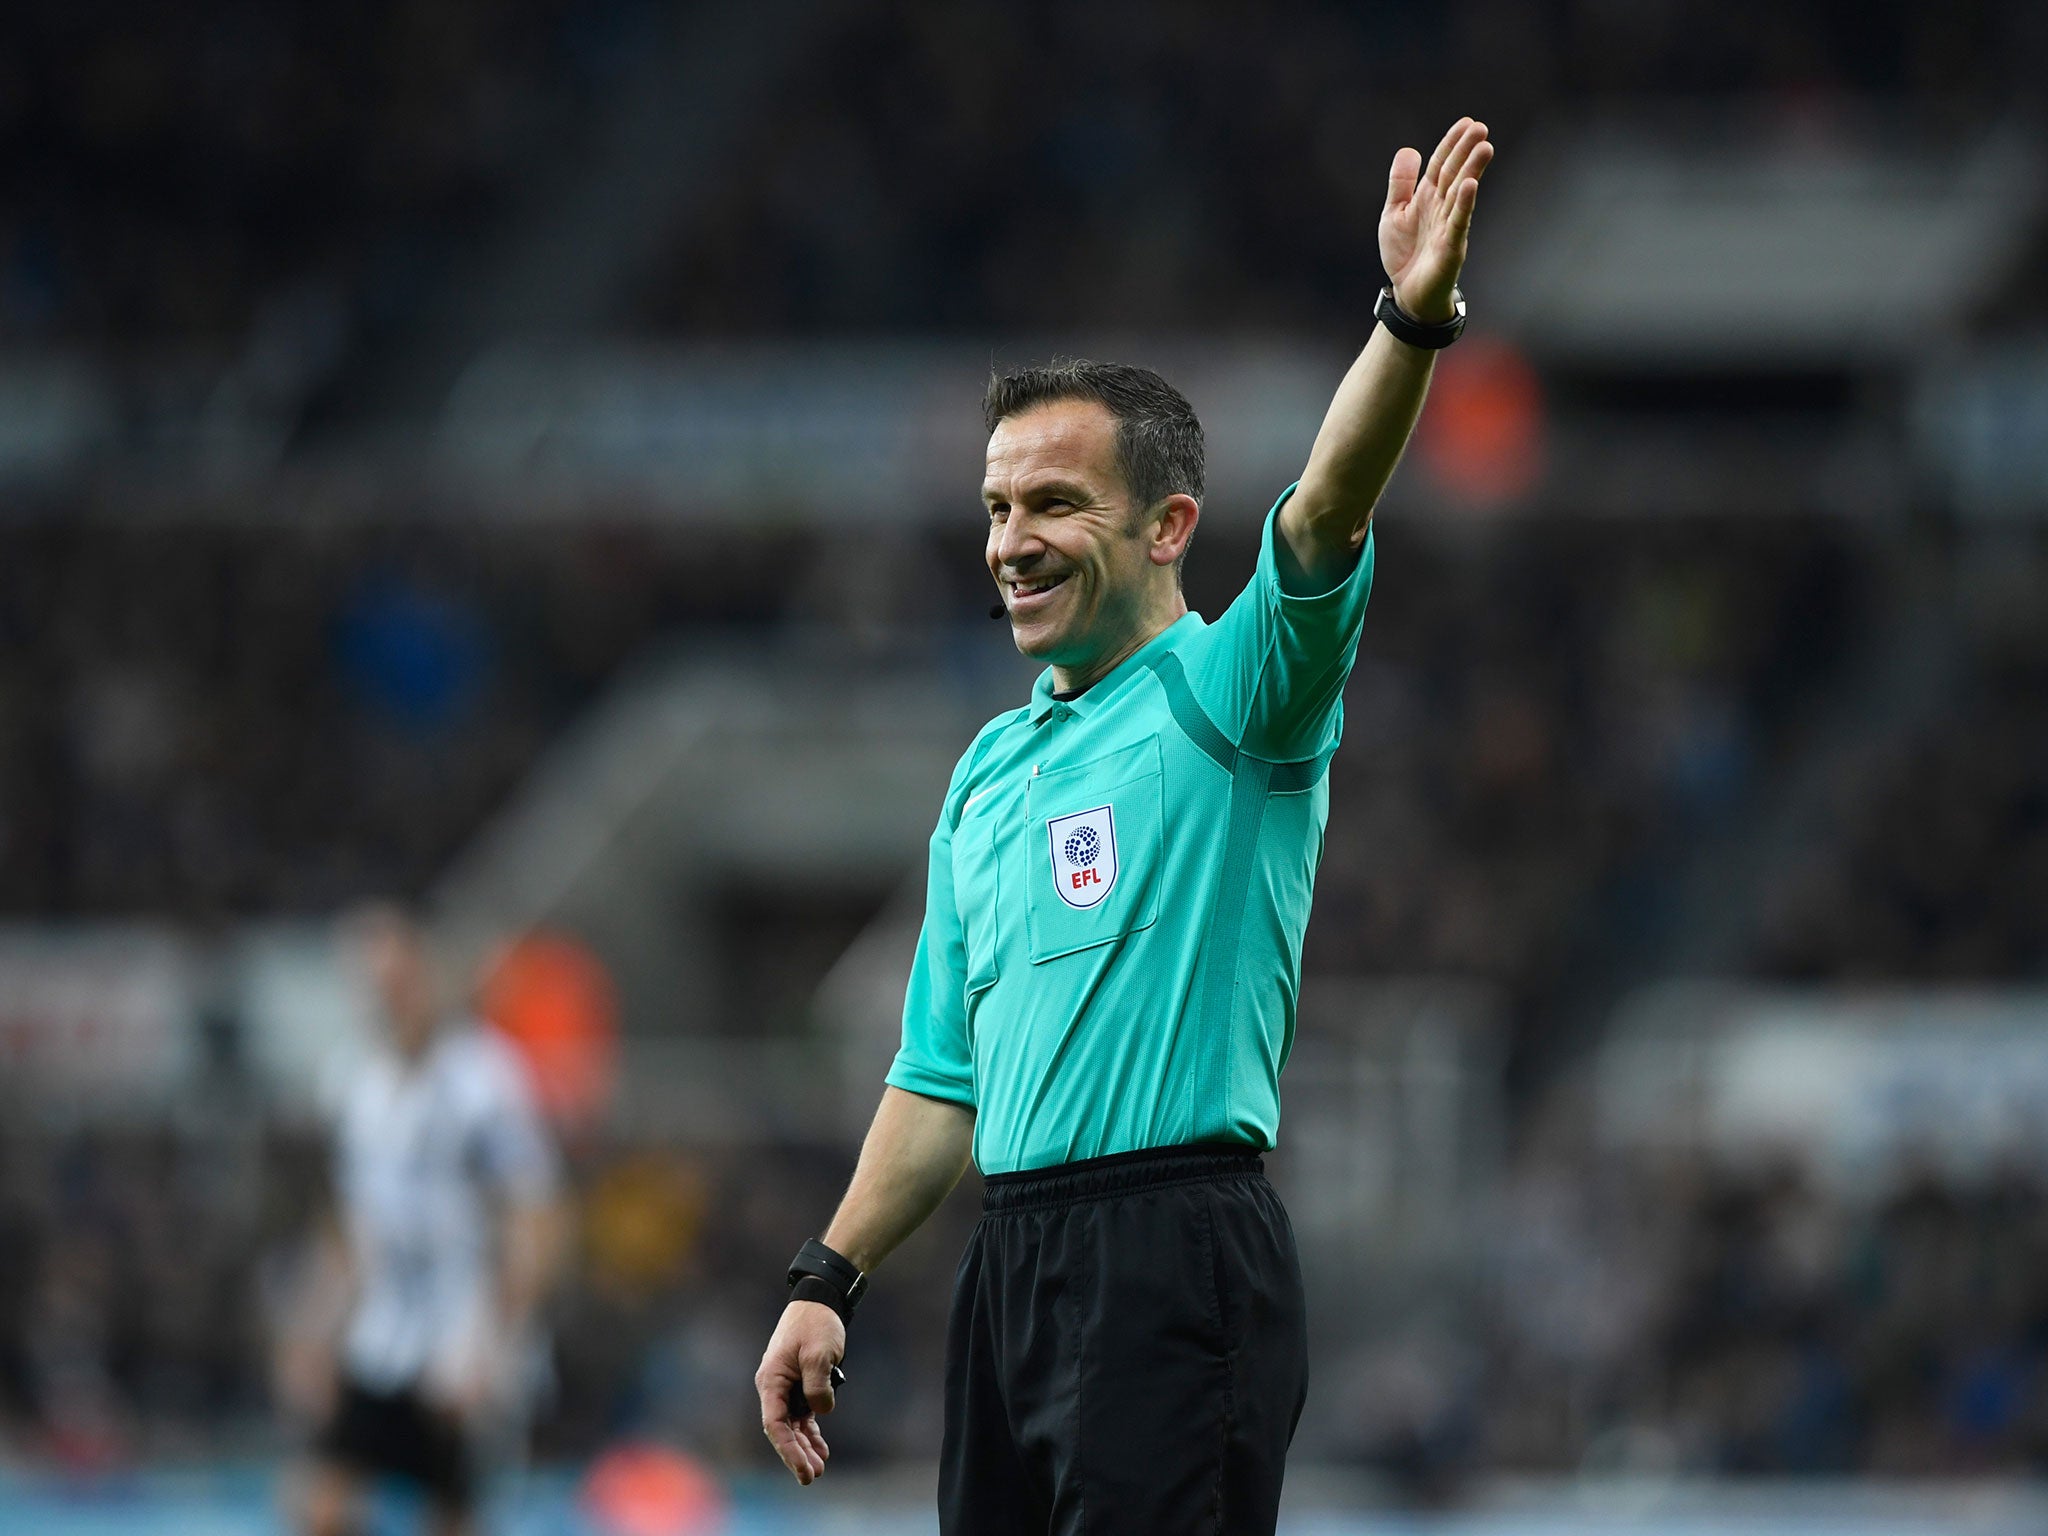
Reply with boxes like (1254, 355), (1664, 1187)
(2, 0), (2047, 1531)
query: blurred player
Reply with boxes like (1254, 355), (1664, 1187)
(280, 904), (568, 1536)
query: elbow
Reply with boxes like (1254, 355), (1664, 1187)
(1289, 478), (1373, 549)
(1278, 488), (1372, 592)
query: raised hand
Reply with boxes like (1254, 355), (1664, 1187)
(1379, 117), (1493, 324)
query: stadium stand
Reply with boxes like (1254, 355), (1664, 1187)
(3, 0), (2046, 1515)
(0, 515), (826, 913)
(0, 0), (633, 347)
(1753, 539), (2048, 982)
(636, 0), (2046, 337)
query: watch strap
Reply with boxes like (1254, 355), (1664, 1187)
(787, 1238), (868, 1323)
(1374, 284), (1466, 349)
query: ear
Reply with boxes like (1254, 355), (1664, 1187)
(1147, 493), (1199, 568)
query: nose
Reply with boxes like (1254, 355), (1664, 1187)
(991, 511), (1042, 574)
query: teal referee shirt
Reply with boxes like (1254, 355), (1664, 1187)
(888, 486), (1376, 1175)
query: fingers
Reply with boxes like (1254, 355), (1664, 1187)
(1446, 173), (1480, 242)
(1422, 116), (1470, 188)
(1437, 120), (1489, 196)
(764, 1408), (829, 1484)
(758, 1377), (830, 1482)
(797, 1416), (830, 1463)
(1445, 136), (1490, 220)
(801, 1356), (837, 1417)
(757, 1357), (831, 1484)
(1386, 145), (1421, 209)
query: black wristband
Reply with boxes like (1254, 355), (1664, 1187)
(787, 1238), (868, 1323)
(1374, 284), (1466, 349)
(790, 1275), (856, 1322)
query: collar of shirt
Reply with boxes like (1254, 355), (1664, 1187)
(1025, 611), (1205, 725)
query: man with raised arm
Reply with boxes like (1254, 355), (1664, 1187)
(755, 117), (1494, 1534)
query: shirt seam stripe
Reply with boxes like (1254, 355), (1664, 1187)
(1141, 650), (1332, 790)
(1198, 755), (1274, 1127)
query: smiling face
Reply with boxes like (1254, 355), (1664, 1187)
(983, 399), (1196, 691)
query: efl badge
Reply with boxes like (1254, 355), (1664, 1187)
(1047, 804), (1118, 910)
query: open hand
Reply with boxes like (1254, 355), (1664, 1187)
(755, 1299), (845, 1485)
(1380, 117), (1494, 323)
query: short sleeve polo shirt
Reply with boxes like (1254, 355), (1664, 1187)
(888, 485), (1376, 1175)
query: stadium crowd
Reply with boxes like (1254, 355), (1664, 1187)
(1752, 538), (2048, 982)
(12, 1114), (2048, 1484)
(8, 0), (2041, 358)
(0, 503), (1887, 996)
(5, 509), (2045, 1484)
(0, 515), (809, 914)
(643, 0), (2047, 337)
(1463, 1126), (2048, 1480)
(1300, 515), (1866, 1000)
(0, 0), (637, 348)
(5, 0), (2045, 1503)
(0, 1120), (976, 1471)
(0, 1119), (296, 1466)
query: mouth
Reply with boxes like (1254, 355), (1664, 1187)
(1004, 572), (1071, 614)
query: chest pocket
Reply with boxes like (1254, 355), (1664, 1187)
(952, 813), (1002, 996)
(1024, 738), (1163, 964)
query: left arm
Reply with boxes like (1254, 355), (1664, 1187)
(272, 1208), (356, 1424)
(1281, 117), (1494, 589)
(434, 1049), (569, 1419)
(432, 1191), (569, 1422)
(497, 1193), (570, 1332)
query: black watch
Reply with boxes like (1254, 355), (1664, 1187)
(1374, 284), (1466, 349)
(787, 1238), (868, 1324)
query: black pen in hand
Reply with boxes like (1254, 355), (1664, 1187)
(786, 1363), (847, 1416)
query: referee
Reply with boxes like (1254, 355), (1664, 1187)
(756, 117), (1494, 1533)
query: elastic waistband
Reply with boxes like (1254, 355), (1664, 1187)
(980, 1142), (1264, 1214)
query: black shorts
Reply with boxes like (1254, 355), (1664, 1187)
(939, 1144), (1309, 1535)
(314, 1378), (476, 1512)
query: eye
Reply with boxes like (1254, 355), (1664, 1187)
(988, 502), (1009, 521)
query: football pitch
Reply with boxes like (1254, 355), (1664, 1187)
(2, 1466), (2044, 1536)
